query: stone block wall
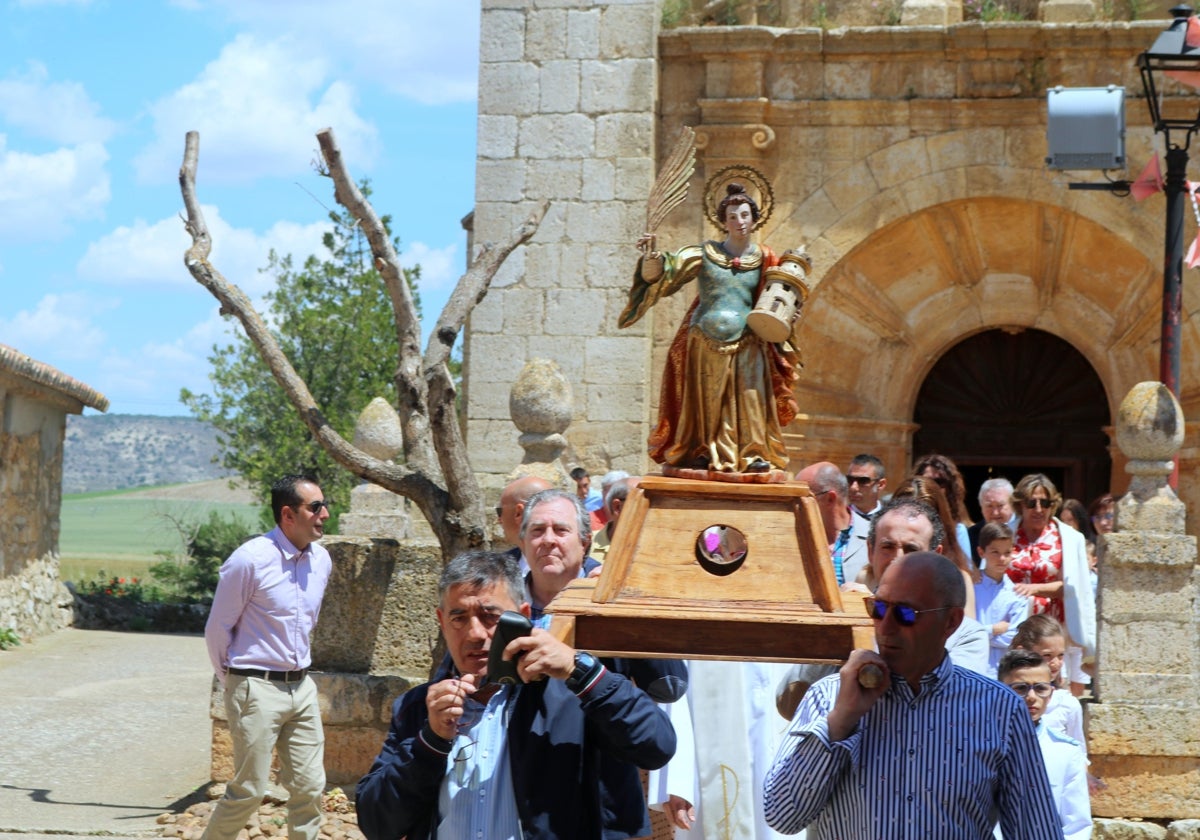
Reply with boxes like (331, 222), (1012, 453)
(310, 537), (442, 679)
(0, 387), (72, 638)
(1090, 529), (1200, 817)
(465, 0), (661, 477)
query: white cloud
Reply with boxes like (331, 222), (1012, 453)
(0, 135), (110, 240)
(0, 61), (115, 145)
(77, 204), (330, 297)
(193, 0), (479, 105)
(134, 34), (378, 185)
(403, 241), (460, 294)
(89, 310), (248, 413)
(0, 292), (111, 360)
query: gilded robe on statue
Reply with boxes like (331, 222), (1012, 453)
(619, 240), (800, 473)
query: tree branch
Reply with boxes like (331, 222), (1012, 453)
(180, 129), (546, 560)
(179, 131), (450, 534)
(315, 128), (434, 477)
(422, 202), (547, 519)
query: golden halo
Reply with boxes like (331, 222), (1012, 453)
(704, 164), (774, 232)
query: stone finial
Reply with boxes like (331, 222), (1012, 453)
(1114, 381), (1185, 534)
(510, 359), (573, 464)
(352, 397), (404, 462)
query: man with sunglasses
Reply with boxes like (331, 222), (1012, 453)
(764, 551), (1063, 839)
(776, 499), (989, 721)
(845, 453), (886, 519)
(203, 475), (334, 840)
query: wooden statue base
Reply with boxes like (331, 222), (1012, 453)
(660, 464), (788, 483)
(548, 475), (874, 663)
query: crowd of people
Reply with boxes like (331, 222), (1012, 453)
(195, 459), (1114, 840)
(766, 451), (1107, 840)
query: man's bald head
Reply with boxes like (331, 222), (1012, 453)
(499, 475), (554, 546)
(798, 461), (848, 502)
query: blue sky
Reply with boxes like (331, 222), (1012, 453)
(1, 0), (480, 415)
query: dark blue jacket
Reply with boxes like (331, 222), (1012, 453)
(355, 667), (676, 840)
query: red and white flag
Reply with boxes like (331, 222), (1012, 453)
(1131, 154), (1164, 201)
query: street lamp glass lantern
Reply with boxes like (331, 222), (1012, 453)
(1139, 4), (1200, 140)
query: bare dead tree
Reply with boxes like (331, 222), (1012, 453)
(179, 129), (546, 560)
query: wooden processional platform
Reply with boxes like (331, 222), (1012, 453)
(548, 475), (875, 664)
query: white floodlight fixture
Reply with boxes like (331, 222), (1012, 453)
(1045, 85), (1126, 171)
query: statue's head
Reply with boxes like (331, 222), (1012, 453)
(718, 182), (760, 224)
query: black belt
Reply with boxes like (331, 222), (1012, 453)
(228, 667), (309, 683)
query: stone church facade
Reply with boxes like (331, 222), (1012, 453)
(464, 1), (1194, 524)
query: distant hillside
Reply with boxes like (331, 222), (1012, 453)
(63, 414), (235, 494)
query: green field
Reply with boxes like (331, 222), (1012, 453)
(60, 489), (260, 585)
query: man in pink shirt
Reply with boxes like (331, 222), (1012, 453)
(203, 474), (333, 840)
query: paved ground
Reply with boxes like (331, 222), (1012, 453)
(0, 628), (213, 837)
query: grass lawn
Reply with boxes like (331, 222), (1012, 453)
(60, 490), (260, 586)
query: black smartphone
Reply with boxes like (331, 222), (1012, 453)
(486, 611), (533, 685)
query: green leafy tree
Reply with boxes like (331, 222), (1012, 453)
(150, 510), (254, 602)
(181, 184), (419, 530)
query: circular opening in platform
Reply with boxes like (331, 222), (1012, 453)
(695, 525), (747, 576)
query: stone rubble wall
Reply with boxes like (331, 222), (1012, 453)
(0, 554), (72, 639)
(0, 387), (72, 639)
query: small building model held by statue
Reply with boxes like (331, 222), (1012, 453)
(619, 150), (812, 480)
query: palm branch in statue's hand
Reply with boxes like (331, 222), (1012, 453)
(641, 126), (695, 257)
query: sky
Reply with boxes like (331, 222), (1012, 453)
(0, 0), (480, 416)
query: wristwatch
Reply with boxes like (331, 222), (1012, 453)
(565, 651), (603, 693)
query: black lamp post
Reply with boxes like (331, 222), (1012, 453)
(1138, 4), (1200, 397)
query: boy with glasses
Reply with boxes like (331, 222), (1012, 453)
(998, 649), (1091, 840)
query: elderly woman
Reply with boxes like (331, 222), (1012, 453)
(1007, 473), (1096, 695)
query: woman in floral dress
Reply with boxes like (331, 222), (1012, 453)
(1007, 473), (1095, 695)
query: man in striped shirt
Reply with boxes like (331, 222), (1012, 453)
(763, 552), (1064, 839)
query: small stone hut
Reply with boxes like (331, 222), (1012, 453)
(0, 343), (108, 640)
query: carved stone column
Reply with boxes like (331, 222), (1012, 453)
(1089, 381), (1200, 818)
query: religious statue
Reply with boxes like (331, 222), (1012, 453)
(619, 143), (810, 479)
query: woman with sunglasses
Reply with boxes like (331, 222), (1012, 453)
(1006, 473), (1095, 696)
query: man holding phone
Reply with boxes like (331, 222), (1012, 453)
(356, 550), (676, 840)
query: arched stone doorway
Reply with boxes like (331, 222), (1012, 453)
(911, 328), (1112, 519)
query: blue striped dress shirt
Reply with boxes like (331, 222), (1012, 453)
(437, 686), (522, 840)
(763, 655), (1065, 840)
